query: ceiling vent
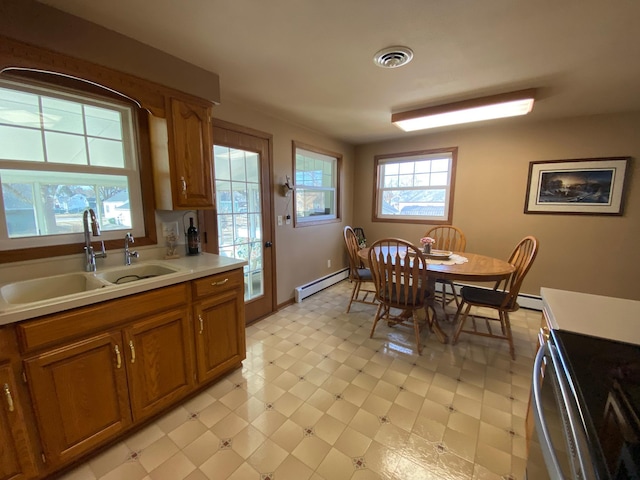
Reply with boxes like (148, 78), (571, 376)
(373, 46), (414, 68)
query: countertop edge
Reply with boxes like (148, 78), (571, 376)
(540, 287), (640, 345)
(0, 253), (247, 325)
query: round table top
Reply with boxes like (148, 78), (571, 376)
(358, 248), (515, 282)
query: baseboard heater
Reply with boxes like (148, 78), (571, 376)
(295, 268), (350, 303)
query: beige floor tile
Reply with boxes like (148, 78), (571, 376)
(148, 451), (196, 480)
(291, 435), (332, 470)
(210, 411), (249, 438)
(197, 401), (232, 428)
(138, 436), (180, 473)
(313, 413), (347, 445)
(168, 418), (208, 449)
(327, 397), (361, 424)
(443, 427), (477, 463)
(68, 282), (540, 480)
(99, 460), (148, 480)
(226, 462), (260, 479)
(274, 454), (314, 480)
(182, 431), (220, 467)
(250, 409), (288, 437)
(57, 465), (97, 480)
(198, 449), (245, 480)
(247, 438), (289, 472)
(230, 424), (266, 459)
(315, 447), (355, 480)
(88, 442), (129, 478)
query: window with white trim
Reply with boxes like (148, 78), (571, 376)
(293, 142), (341, 226)
(373, 147), (457, 224)
(0, 78), (145, 250)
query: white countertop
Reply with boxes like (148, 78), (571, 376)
(541, 287), (640, 345)
(0, 253), (246, 325)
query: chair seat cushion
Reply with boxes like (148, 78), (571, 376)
(357, 268), (373, 281)
(460, 286), (508, 307)
(381, 283), (429, 306)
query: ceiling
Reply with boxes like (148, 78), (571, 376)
(39, 0), (640, 145)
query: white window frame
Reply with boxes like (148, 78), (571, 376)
(373, 147), (457, 224)
(0, 78), (145, 250)
(293, 141), (341, 227)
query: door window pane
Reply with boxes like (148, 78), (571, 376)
(214, 146), (264, 301)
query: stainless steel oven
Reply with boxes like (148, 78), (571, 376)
(528, 331), (640, 480)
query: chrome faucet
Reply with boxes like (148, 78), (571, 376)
(124, 232), (139, 266)
(83, 208), (107, 272)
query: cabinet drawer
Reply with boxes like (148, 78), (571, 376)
(192, 269), (243, 299)
(17, 284), (188, 353)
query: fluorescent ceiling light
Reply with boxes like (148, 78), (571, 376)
(392, 89), (536, 131)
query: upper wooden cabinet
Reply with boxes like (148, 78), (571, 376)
(151, 98), (215, 210)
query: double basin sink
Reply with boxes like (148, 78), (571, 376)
(0, 263), (182, 306)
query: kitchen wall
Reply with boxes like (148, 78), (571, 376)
(353, 112), (639, 300)
(2, 0), (638, 304)
(0, 0), (220, 103)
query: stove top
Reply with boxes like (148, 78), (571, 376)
(554, 330), (640, 479)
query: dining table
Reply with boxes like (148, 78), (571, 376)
(357, 247), (516, 344)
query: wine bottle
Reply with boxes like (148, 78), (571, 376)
(187, 217), (200, 255)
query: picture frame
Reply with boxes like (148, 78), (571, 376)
(524, 157), (631, 215)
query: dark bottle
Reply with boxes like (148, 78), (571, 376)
(186, 217), (200, 255)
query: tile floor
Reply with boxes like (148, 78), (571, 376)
(57, 281), (542, 480)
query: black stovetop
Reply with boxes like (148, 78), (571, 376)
(553, 329), (640, 479)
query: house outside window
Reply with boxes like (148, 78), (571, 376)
(0, 78), (145, 250)
(293, 141), (341, 226)
(373, 147), (457, 224)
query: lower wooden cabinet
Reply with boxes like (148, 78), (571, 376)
(9, 267), (246, 479)
(24, 306), (194, 468)
(125, 308), (195, 421)
(0, 363), (38, 480)
(24, 332), (132, 466)
(192, 269), (246, 384)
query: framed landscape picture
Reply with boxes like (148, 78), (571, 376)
(524, 157), (630, 215)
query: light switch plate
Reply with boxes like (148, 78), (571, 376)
(277, 215), (283, 226)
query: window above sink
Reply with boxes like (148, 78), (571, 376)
(0, 76), (147, 250)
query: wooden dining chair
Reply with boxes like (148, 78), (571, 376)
(367, 238), (436, 355)
(424, 225), (467, 311)
(343, 226), (377, 312)
(452, 236), (539, 359)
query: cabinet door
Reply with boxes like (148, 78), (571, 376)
(169, 97), (214, 209)
(24, 332), (131, 467)
(0, 364), (37, 480)
(124, 308), (195, 421)
(194, 289), (246, 384)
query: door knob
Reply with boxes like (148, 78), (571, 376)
(265, 241), (273, 247)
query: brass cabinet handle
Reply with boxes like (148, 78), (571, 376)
(114, 345), (122, 369)
(211, 278), (229, 286)
(129, 340), (136, 364)
(198, 314), (204, 334)
(3, 383), (14, 412)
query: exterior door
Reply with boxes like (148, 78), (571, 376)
(204, 119), (275, 323)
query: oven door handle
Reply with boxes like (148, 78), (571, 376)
(547, 342), (596, 480)
(532, 342), (566, 480)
